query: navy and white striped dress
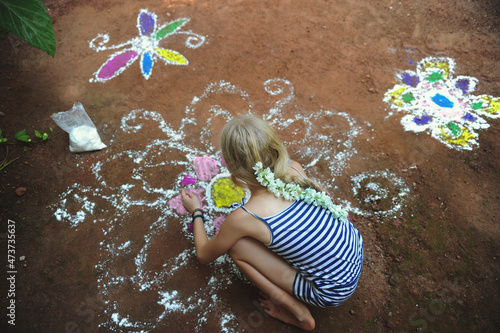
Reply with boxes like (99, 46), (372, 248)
(239, 200), (363, 307)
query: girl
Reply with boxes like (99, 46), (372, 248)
(181, 114), (363, 330)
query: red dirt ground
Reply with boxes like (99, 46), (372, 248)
(1, 0), (499, 332)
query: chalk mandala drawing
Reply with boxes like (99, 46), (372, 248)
(53, 78), (409, 331)
(89, 9), (205, 82)
(339, 170), (410, 220)
(384, 56), (500, 150)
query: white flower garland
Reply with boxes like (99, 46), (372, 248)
(253, 162), (348, 221)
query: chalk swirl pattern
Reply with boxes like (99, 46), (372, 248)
(339, 170), (410, 219)
(53, 79), (409, 331)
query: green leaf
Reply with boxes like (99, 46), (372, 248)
(49, 127), (53, 133)
(42, 132), (48, 140)
(14, 129), (31, 142)
(0, 128), (3, 136)
(35, 129), (42, 138)
(0, 138), (7, 143)
(0, 0), (56, 57)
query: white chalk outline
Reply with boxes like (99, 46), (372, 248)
(52, 78), (410, 331)
(339, 170), (410, 220)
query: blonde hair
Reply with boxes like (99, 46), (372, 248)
(220, 114), (321, 193)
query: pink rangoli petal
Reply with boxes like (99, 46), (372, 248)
(97, 50), (138, 80)
(193, 156), (219, 182)
(168, 188), (206, 215)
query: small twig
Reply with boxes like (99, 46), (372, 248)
(373, 243), (384, 258)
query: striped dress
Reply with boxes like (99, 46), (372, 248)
(239, 200), (364, 307)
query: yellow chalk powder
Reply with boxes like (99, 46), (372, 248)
(212, 178), (245, 208)
(440, 126), (475, 147)
(155, 48), (188, 64)
(481, 96), (500, 116)
(422, 60), (451, 79)
(386, 86), (407, 107)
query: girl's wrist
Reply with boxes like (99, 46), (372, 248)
(188, 209), (205, 233)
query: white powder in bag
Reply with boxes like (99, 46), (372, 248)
(69, 125), (107, 153)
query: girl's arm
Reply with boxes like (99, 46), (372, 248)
(181, 190), (252, 264)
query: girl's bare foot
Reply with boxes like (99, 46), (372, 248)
(259, 292), (315, 331)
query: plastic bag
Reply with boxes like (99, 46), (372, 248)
(51, 102), (107, 153)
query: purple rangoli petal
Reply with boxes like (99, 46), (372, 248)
(138, 10), (156, 36)
(219, 153), (226, 167)
(463, 114), (476, 122)
(455, 78), (470, 94)
(413, 115), (432, 125)
(97, 50), (138, 80)
(181, 174), (197, 185)
(401, 73), (420, 87)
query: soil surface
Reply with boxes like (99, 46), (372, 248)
(1, 0), (499, 332)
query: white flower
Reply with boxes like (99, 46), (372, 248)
(253, 162), (348, 221)
(268, 183), (279, 197)
(253, 162), (263, 173)
(264, 171), (275, 183)
(275, 178), (285, 190)
(282, 191), (291, 201)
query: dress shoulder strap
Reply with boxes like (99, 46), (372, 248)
(288, 160), (308, 180)
(231, 199), (267, 223)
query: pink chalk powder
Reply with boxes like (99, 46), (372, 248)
(193, 156), (219, 181)
(168, 188), (206, 215)
(181, 174), (197, 185)
(219, 153), (226, 167)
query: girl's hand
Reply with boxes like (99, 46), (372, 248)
(181, 189), (201, 214)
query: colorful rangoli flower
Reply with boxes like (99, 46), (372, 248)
(89, 9), (205, 82)
(384, 57), (500, 150)
(168, 155), (248, 230)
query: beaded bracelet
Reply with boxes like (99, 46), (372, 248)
(192, 214), (206, 223)
(192, 208), (203, 217)
(188, 212), (206, 233)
